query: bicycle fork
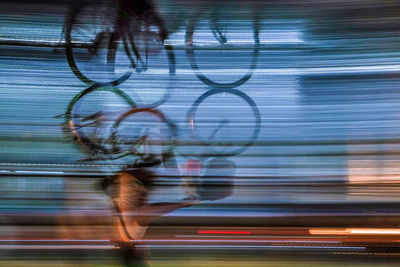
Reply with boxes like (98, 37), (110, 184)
(106, 31), (120, 73)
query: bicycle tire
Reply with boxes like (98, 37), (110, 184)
(65, 84), (136, 155)
(187, 89), (261, 156)
(121, 33), (176, 108)
(185, 12), (260, 89)
(111, 107), (178, 168)
(65, 2), (134, 86)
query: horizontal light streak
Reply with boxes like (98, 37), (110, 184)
(310, 228), (400, 235)
(15, 170), (63, 175)
(350, 229), (400, 235)
(0, 238), (343, 245)
(6, 63), (400, 76)
(138, 245), (365, 250)
(0, 245), (116, 249)
(0, 239), (111, 242)
(198, 230), (251, 235)
(171, 64), (400, 76)
(140, 239), (342, 243)
(176, 235), (346, 239)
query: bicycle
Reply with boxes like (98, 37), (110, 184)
(63, 0), (175, 86)
(187, 88), (261, 157)
(61, 85), (261, 165)
(62, 0), (259, 89)
(185, 3), (261, 88)
(60, 83), (177, 168)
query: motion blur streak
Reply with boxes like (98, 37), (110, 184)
(3, 0), (400, 266)
(198, 230), (252, 234)
(310, 228), (400, 235)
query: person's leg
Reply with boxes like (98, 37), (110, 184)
(114, 171), (150, 266)
(116, 172), (149, 241)
(119, 241), (149, 267)
(114, 170), (197, 265)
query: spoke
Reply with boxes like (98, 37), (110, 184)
(81, 111), (104, 122)
(210, 18), (227, 45)
(208, 119), (229, 141)
(75, 121), (98, 130)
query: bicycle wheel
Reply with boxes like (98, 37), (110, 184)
(119, 25), (176, 107)
(111, 108), (177, 167)
(185, 12), (260, 88)
(65, 2), (133, 85)
(187, 89), (261, 156)
(65, 84), (136, 155)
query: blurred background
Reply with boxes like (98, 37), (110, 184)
(2, 0), (400, 266)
